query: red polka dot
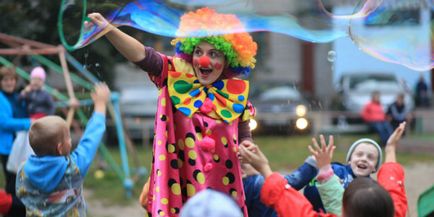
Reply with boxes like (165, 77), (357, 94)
(227, 80), (246, 94)
(183, 98), (191, 105)
(186, 73), (194, 78)
(170, 71), (181, 78)
(215, 94), (227, 107)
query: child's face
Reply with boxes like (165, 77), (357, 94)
(348, 143), (379, 177)
(30, 77), (44, 90)
(192, 41), (226, 85)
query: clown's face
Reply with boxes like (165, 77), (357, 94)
(348, 143), (379, 177)
(192, 41), (226, 85)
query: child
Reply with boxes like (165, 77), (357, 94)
(88, 8), (257, 216)
(20, 66), (55, 119)
(16, 83), (110, 216)
(303, 136), (383, 212)
(240, 123), (407, 217)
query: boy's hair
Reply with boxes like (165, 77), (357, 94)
(29, 116), (68, 156)
(343, 177), (394, 217)
(0, 66), (18, 81)
(346, 138), (383, 172)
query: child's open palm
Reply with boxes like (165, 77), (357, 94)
(308, 135), (335, 169)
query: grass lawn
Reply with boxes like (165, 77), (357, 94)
(2, 133), (433, 205)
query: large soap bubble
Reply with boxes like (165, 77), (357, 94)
(58, 0), (432, 71)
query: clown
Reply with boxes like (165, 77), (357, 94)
(88, 8), (257, 216)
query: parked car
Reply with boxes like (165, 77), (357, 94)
(249, 82), (311, 134)
(335, 73), (414, 124)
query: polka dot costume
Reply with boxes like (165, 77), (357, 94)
(145, 56), (250, 217)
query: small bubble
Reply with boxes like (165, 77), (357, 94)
(327, 50), (336, 62)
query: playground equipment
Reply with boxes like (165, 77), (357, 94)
(418, 184), (434, 217)
(0, 32), (146, 197)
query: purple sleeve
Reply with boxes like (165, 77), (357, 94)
(238, 120), (252, 142)
(133, 47), (164, 76)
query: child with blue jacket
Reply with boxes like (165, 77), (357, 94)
(303, 137), (383, 213)
(16, 83), (110, 216)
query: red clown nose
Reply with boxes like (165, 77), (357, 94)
(198, 56), (211, 68)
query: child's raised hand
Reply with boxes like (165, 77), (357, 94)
(308, 135), (335, 169)
(239, 145), (271, 177)
(386, 122), (406, 149)
(239, 140), (258, 153)
(91, 83), (111, 104)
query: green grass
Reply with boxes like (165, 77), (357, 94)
(2, 133), (433, 206)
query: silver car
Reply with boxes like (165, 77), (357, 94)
(250, 82), (310, 134)
(336, 73), (414, 115)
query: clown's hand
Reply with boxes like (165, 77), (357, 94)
(86, 13), (115, 33)
(239, 140), (257, 153)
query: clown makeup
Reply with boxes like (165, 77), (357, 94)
(348, 143), (379, 177)
(192, 41), (226, 85)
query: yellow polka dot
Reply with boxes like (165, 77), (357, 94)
(206, 129), (212, 135)
(171, 183), (181, 195)
(159, 154), (166, 161)
(231, 191), (238, 199)
(161, 98), (166, 106)
(159, 211), (165, 216)
(157, 140), (162, 145)
(161, 198), (168, 205)
(187, 184), (196, 197)
(213, 154), (219, 161)
(185, 137), (195, 148)
(170, 208), (176, 214)
(233, 146), (238, 153)
(222, 177), (229, 185)
(153, 195), (156, 201)
(196, 172), (205, 184)
(156, 186), (160, 192)
(188, 150), (197, 160)
(233, 134), (237, 141)
(196, 133), (203, 140)
(216, 120), (222, 124)
(168, 144), (175, 153)
(221, 137), (228, 144)
(157, 170), (162, 176)
(177, 139), (185, 150)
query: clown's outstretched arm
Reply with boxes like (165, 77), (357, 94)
(87, 13), (146, 62)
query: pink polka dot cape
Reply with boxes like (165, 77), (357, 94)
(146, 55), (251, 217)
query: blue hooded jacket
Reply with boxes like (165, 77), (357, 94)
(16, 112), (105, 216)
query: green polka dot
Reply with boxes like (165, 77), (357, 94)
(171, 96), (181, 105)
(174, 80), (193, 94)
(220, 109), (232, 118)
(196, 172), (205, 184)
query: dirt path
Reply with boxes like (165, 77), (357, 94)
(87, 162), (434, 217)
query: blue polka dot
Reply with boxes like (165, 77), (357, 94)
(193, 79), (200, 83)
(178, 107), (191, 116)
(213, 80), (224, 90)
(232, 104), (244, 113)
(190, 89), (201, 97)
(194, 100), (203, 108)
(208, 93), (215, 101)
(238, 95), (245, 101)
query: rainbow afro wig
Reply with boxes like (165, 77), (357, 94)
(171, 8), (257, 75)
